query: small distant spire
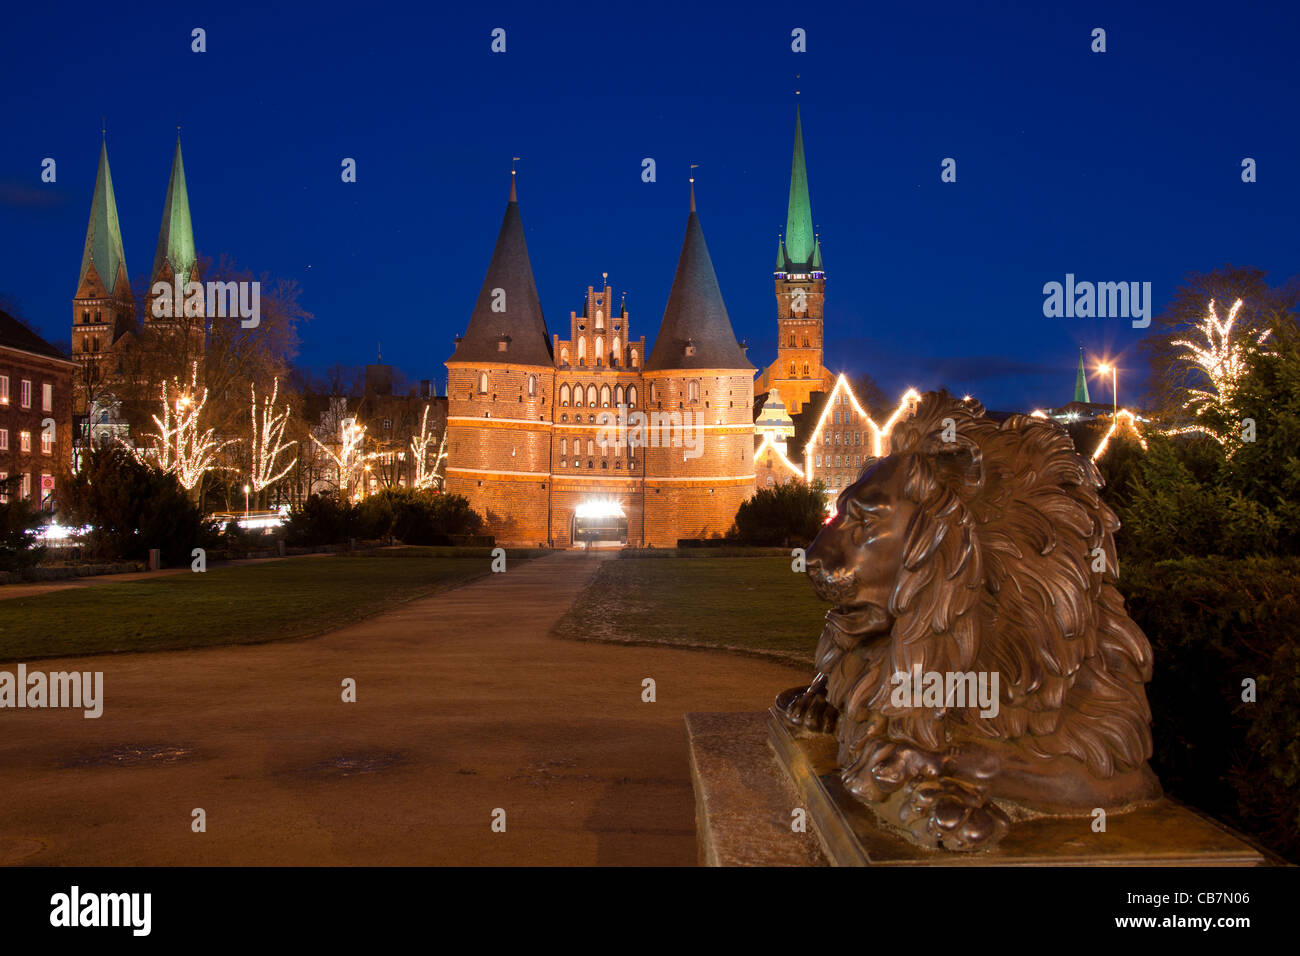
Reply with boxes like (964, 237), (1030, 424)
(101, 117), (106, 140)
(377, 341), (382, 363)
(689, 163), (699, 212)
(1074, 348), (1091, 404)
(509, 156), (520, 202)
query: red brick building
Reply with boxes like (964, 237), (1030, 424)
(0, 310), (75, 510)
(445, 174), (755, 547)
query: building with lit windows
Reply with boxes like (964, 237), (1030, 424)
(0, 309), (75, 510)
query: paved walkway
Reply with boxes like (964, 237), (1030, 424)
(0, 552), (807, 865)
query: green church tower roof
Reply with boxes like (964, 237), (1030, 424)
(782, 106), (816, 270)
(1074, 350), (1091, 404)
(78, 139), (129, 295)
(153, 137), (197, 282)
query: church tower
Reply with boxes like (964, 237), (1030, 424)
(755, 104), (831, 415)
(444, 172), (556, 545)
(642, 180), (755, 545)
(71, 136), (134, 413)
(147, 135), (204, 366)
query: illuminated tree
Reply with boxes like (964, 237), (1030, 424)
(249, 377), (298, 504)
(131, 362), (238, 492)
(1170, 298), (1273, 437)
(309, 409), (375, 501)
(410, 404), (447, 491)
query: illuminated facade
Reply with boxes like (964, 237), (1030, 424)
(444, 175), (754, 547)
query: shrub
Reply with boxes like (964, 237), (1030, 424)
(0, 479), (45, 572)
(1120, 556), (1300, 862)
(284, 493), (359, 547)
(286, 489), (483, 547)
(57, 445), (216, 565)
(730, 480), (828, 547)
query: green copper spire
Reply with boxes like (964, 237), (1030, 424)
(1074, 350), (1091, 403)
(811, 236), (823, 271)
(775, 236), (785, 270)
(78, 138), (129, 295)
(152, 136), (197, 282)
(783, 106), (815, 267)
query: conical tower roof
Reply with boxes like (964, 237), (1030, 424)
(153, 136), (197, 282)
(645, 186), (753, 372)
(781, 106), (816, 270)
(1074, 350), (1091, 403)
(449, 174), (553, 367)
(78, 139), (129, 296)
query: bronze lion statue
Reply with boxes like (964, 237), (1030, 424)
(778, 390), (1162, 851)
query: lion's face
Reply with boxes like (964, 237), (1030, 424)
(806, 455), (916, 630)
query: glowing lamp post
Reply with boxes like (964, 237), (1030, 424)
(243, 483), (250, 517)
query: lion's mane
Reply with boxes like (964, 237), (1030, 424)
(820, 391), (1154, 783)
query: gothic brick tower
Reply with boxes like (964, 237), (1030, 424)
(444, 173), (556, 545)
(641, 181), (755, 546)
(755, 104), (832, 415)
(71, 136), (134, 414)
(146, 135), (204, 369)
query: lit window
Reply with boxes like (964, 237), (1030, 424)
(628, 385), (637, 407)
(0, 376), (7, 404)
(20, 380), (31, 408)
(41, 431), (52, 455)
(528, 375), (537, 397)
(42, 383), (53, 412)
(20, 431), (31, 453)
(478, 372), (488, 393)
(20, 473), (30, 499)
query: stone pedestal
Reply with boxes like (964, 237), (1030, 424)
(685, 710), (1268, 867)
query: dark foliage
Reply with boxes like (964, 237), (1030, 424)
(729, 479), (828, 547)
(285, 489), (483, 547)
(1121, 558), (1300, 862)
(57, 444), (216, 565)
(0, 478), (45, 572)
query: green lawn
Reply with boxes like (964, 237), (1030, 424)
(0, 548), (531, 661)
(553, 555), (829, 662)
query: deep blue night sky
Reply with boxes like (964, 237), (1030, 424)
(1, 0), (1296, 411)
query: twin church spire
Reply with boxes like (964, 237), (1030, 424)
(77, 132), (197, 301)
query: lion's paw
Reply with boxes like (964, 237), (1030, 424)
(898, 777), (1010, 852)
(779, 685), (839, 734)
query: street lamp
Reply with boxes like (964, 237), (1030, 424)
(1097, 363), (1117, 417)
(243, 483), (250, 517)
